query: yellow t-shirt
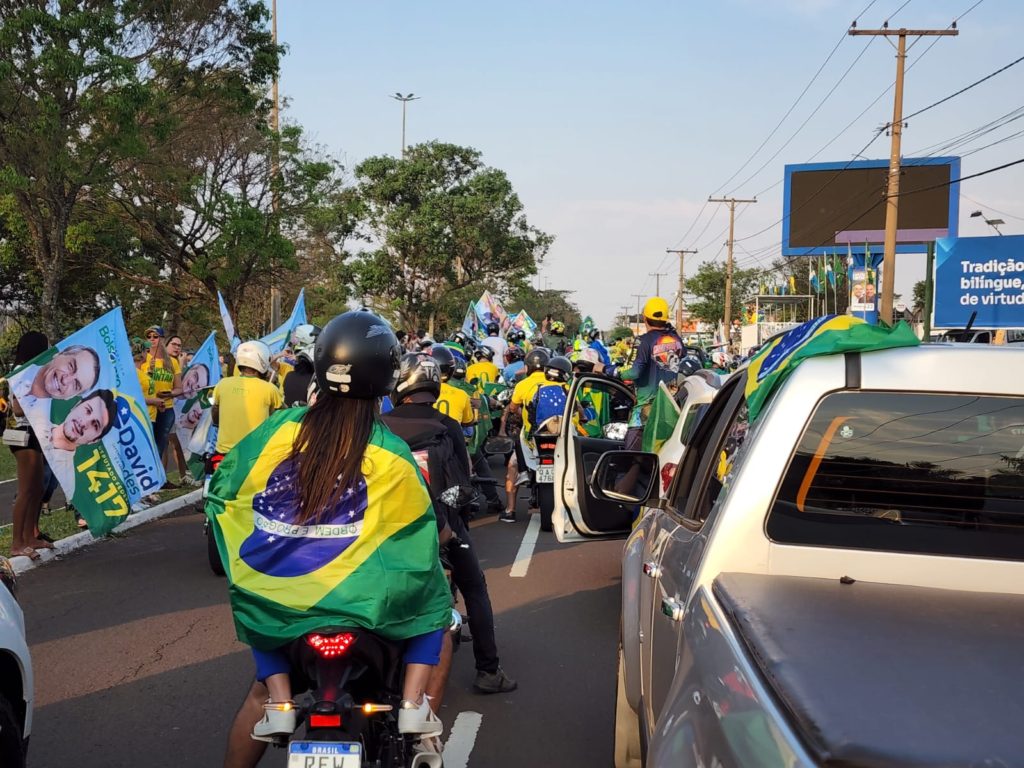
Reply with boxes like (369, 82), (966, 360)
(146, 354), (181, 408)
(136, 366), (158, 422)
(466, 361), (500, 391)
(511, 370), (549, 433)
(212, 375), (283, 453)
(435, 382), (475, 426)
(276, 360), (295, 395)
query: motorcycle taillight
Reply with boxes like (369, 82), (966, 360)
(538, 442), (556, 451)
(210, 453), (225, 471)
(306, 632), (356, 658)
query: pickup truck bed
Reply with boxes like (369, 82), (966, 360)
(713, 572), (1024, 767)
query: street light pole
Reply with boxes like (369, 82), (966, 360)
(970, 210), (1005, 235)
(391, 93), (420, 158)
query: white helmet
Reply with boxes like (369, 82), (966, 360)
(236, 340), (271, 375)
(290, 323), (320, 356)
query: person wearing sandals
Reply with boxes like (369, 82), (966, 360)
(7, 332), (54, 560)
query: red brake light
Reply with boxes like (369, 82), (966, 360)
(306, 633), (356, 658)
(310, 714), (342, 728)
(211, 453), (225, 471)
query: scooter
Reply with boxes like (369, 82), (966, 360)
(516, 417), (560, 533)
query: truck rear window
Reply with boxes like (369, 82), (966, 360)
(767, 392), (1024, 560)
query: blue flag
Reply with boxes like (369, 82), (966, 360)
(218, 291), (241, 354)
(260, 289), (307, 355)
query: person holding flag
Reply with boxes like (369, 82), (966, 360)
(211, 312), (451, 759)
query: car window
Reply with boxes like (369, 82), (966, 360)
(668, 374), (745, 522)
(574, 378), (632, 438)
(767, 392), (1024, 560)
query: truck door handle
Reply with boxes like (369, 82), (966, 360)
(661, 597), (684, 622)
(642, 561), (661, 578)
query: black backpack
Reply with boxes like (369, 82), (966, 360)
(381, 412), (472, 529)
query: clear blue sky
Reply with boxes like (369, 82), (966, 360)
(277, 0), (1024, 327)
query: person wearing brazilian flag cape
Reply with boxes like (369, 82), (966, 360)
(207, 311), (451, 755)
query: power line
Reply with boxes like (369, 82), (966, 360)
(903, 53), (1024, 123)
(960, 192), (1024, 222)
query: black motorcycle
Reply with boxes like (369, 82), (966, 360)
(280, 627), (445, 768)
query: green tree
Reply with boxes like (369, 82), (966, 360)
(913, 280), (927, 312)
(505, 285), (581, 336)
(352, 142), (551, 332)
(0, 0), (279, 338)
(686, 261), (761, 325)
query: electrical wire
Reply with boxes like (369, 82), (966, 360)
(903, 53), (1024, 123)
(960, 192), (1024, 222)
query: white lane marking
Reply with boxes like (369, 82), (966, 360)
(509, 513), (541, 578)
(443, 711), (483, 768)
(0, 478), (15, 486)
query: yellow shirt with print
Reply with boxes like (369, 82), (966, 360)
(435, 382), (475, 427)
(276, 360), (295, 396)
(212, 375), (283, 453)
(466, 361), (500, 391)
(146, 354), (181, 408)
(136, 366), (158, 422)
(511, 370), (549, 434)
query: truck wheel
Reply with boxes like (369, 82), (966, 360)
(538, 484), (554, 532)
(614, 645), (643, 768)
(0, 694), (26, 768)
(207, 525), (225, 577)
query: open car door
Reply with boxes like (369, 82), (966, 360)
(552, 373), (636, 542)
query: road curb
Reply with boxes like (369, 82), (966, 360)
(10, 489), (203, 575)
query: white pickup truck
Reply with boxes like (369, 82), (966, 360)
(590, 343), (1024, 767)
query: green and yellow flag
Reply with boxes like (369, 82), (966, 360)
(745, 315), (919, 421)
(206, 409), (451, 650)
(642, 382), (681, 454)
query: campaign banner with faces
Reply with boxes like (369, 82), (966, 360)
(173, 332), (220, 479)
(6, 307), (166, 536)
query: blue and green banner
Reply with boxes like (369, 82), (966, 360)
(6, 307), (166, 535)
(173, 332), (221, 480)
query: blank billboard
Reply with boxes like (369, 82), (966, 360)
(782, 157), (960, 256)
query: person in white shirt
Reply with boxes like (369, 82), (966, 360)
(480, 322), (508, 363)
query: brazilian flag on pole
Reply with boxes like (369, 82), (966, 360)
(642, 382), (681, 454)
(206, 409), (451, 650)
(744, 315), (919, 421)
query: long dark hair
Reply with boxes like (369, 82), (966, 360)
(290, 396), (378, 525)
(14, 331), (49, 365)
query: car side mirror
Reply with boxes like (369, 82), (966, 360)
(589, 450), (660, 506)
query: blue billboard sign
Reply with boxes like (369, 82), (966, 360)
(782, 156), (960, 257)
(934, 235), (1024, 329)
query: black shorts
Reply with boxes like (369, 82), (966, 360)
(8, 427), (41, 454)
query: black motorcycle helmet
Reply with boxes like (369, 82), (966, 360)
(313, 311), (401, 399)
(430, 344), (456, 380)
(452, 355), (468, 380)
(451, 330), (469, 347)
(474, 345), (494, 362)
(394, 353), (441, 403)
(506, 346), (525, 363)
(544, 356), (572, 383)
(586, 328), (601, 342)
(678, 355), (703, 378)
(486, 321), (500, 336)
(524, 347), (551, 374)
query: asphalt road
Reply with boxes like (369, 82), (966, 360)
(17, 468), (624, 767)
(0, 480), (66, 527)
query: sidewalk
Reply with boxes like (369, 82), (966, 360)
(9, 489), (203, 575)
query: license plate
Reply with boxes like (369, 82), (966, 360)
(288, 741), (361, 768)
(536, 465), (555, 483)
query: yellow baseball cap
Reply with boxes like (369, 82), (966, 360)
(643, 297), (670, 322)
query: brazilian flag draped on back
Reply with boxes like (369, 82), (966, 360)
(206, 408), (451, 650)
(642, 382), (681, 453)
(745, 315), (919, 421)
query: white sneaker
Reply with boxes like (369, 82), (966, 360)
(515, 471), (530, 487)
(398, 696), (442, 737)
(251, 700), (297, 742)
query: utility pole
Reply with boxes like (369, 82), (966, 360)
(269, 0), (282, 329)
(648, 271), (668, 297)
(708, 197), (757, 338)
(666, 248), (697, 329)
(631, 293), (645, 330)
(849, 23), (958, 322)
(391, 93), (420, 158)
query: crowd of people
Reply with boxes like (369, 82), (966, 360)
(4, 296), (701, 763)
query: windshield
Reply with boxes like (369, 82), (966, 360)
(767, 392), (1024, 561)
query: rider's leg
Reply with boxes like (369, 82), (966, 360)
(223, 680), (269, 768)
(400, 629), (445, 736)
